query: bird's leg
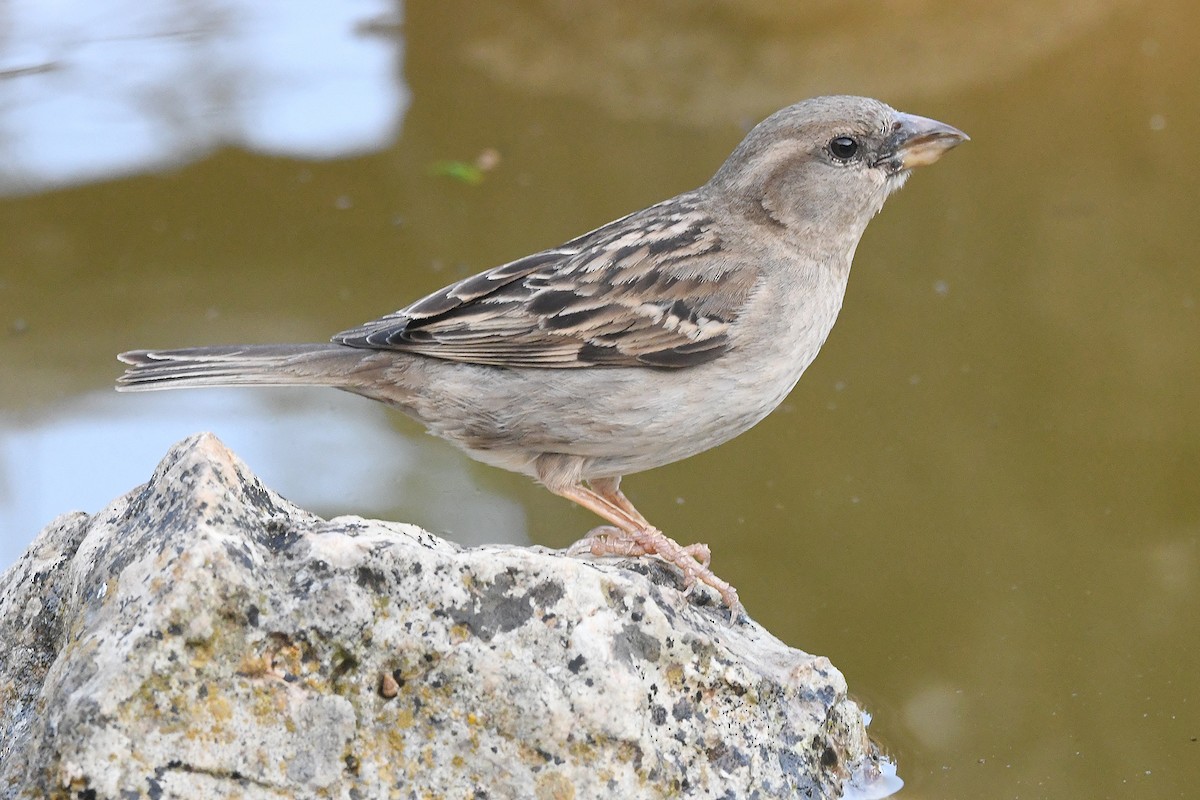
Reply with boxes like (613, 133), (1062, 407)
(584, 476), (652, 526)
(542, 467), (740, 620)
(586, 476), (711, 566)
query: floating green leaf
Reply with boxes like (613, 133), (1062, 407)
(429, 160), (485, 185)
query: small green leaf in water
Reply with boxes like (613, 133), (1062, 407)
(429, 160), (485, 185)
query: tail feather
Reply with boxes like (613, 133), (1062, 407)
(116, 344), (366, 392)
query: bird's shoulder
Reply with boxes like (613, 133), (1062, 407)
(332, 192), (762, 369)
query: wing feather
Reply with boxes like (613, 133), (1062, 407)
(332, 193), (759, 369)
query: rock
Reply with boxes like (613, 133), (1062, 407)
(0, 433), (896, 799)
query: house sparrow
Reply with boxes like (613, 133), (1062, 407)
(118, 95), (967, 621)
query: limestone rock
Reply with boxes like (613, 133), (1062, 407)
(0, 433), (895, 799)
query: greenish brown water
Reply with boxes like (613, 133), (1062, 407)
(2, 1), (1198, 797)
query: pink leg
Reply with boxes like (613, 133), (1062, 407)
(549, 477), (741, 621)
(584, 476), (712, 567)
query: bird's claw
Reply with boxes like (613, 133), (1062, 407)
(566, 525), (741, 623)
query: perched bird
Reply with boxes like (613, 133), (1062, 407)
(118, 95), (966, 621)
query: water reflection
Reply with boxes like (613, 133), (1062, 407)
(0, 0), (407, 196)
(1, 1), (1198, 797)
(843, 758), (903, 800)
(0, 390), (528, 569)
(457, 0), (1137, 126)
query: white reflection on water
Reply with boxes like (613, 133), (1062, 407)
(0, 389), (528, 571)
(0, 0), (407, 196)
(842, 756), (902, 800)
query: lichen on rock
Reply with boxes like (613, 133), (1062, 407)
(0, 433), (894, 799)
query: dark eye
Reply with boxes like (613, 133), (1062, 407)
(829, 136), (859, 161)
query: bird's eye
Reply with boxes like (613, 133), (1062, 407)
(829, 136), (860, 161)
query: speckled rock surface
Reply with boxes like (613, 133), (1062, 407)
(0, 433), (894, 799)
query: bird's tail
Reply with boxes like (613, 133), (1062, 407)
(116, 344), (369, 392)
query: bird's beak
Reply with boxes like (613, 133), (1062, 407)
(876, 112), (969, 171)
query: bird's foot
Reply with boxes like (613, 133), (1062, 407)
(573, 525), (712, 566)
(568, 525), (740, 622)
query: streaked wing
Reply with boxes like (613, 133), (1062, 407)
(332, 193), (759, 369)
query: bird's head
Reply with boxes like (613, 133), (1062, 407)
(708, 95), (968, 245)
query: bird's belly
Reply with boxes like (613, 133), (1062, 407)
(401, 346), (815, 480)
(580, 346), (817, 477)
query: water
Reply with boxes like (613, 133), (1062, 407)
(2, 1), (1198, 797)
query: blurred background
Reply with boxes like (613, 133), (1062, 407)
(2, 0), (1197, 796)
